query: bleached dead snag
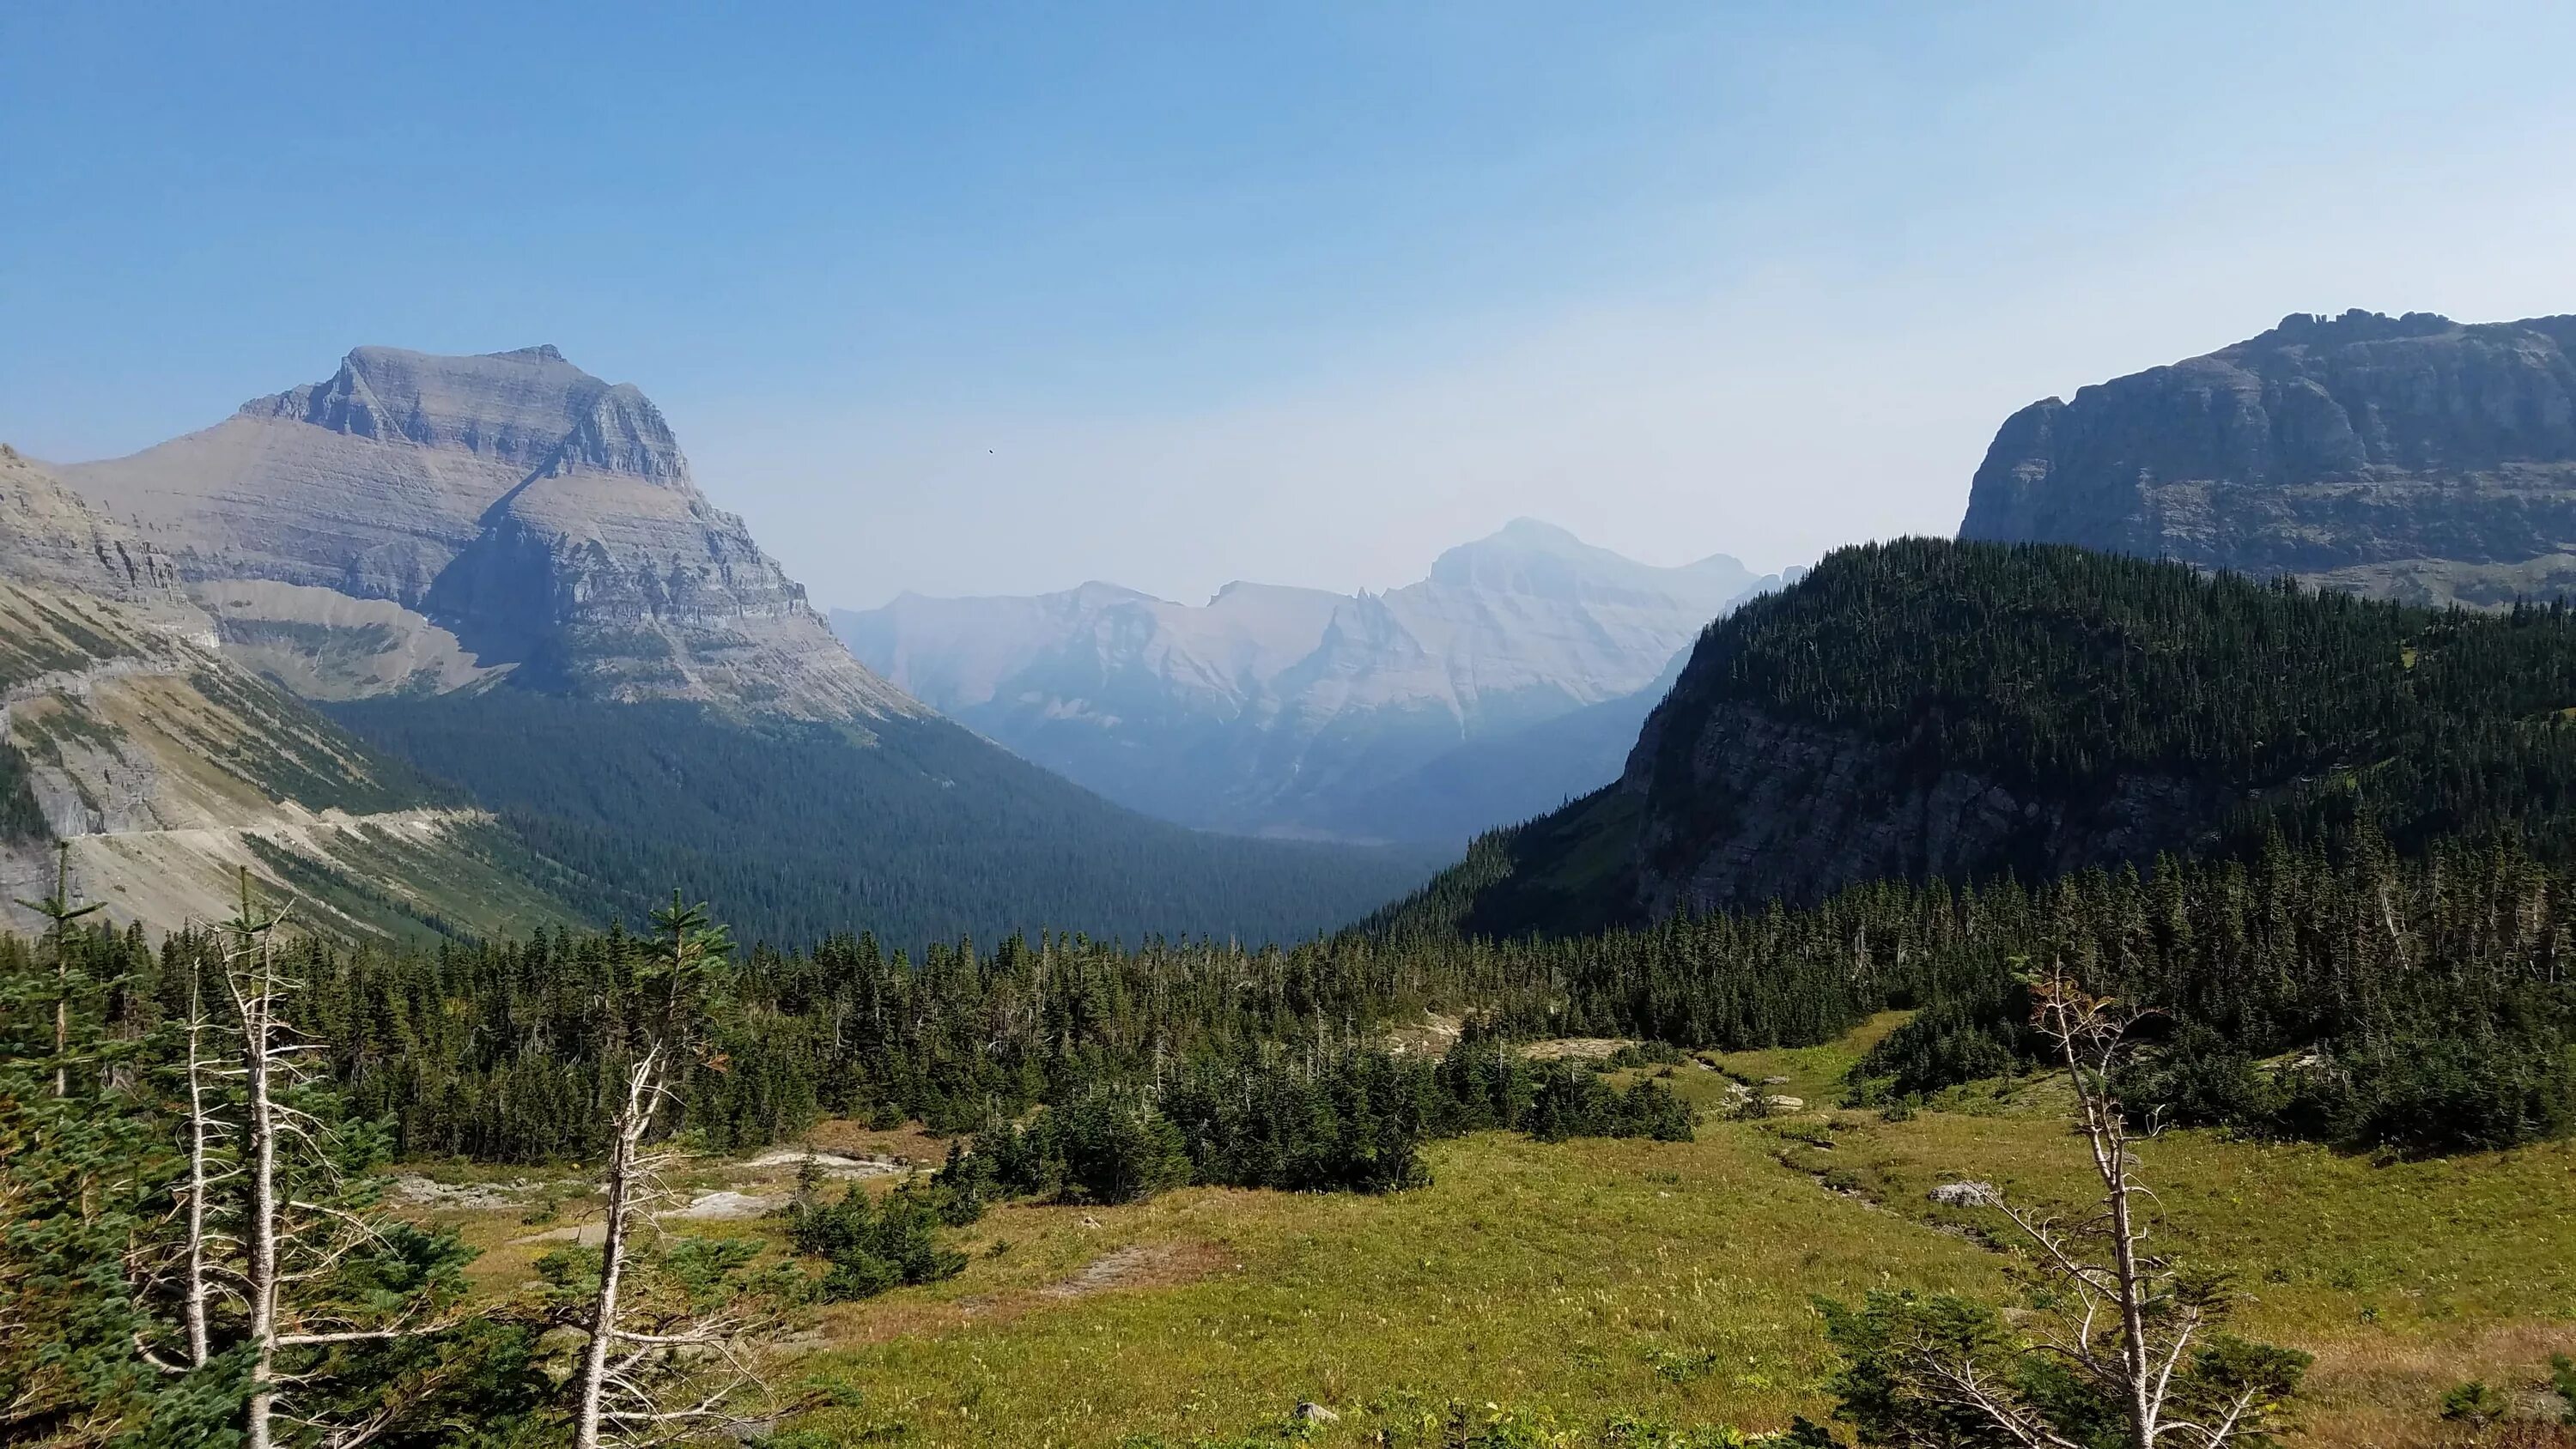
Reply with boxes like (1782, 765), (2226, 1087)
(569, 894), (769, 1449)
(172, 955), (228, 1368)
(230, 879), (291, 1449)
(123, 946), (234, 1384)
(573, 1046), (665, 1449)
(1897, 964), (2304, 1449)
(215, 873), (459, 1449)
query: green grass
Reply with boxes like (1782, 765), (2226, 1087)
(411, 1016), (2576, 1447)
(779, 1130), (1997, 1446)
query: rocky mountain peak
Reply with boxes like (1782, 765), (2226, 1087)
(1428, 518), (1756, 607)
(58, 346), (918, 721)
(244, 344), (690, 486)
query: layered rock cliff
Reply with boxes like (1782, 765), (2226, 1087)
(60, 345), (916, 718)
(1959, 309), (2576, 604)
(0, 444), (186, 609)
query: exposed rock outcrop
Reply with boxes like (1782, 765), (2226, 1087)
(1621, 701), (2227, 920)
(0, 446), (187, 611)
(1959, 309), (2576, 603)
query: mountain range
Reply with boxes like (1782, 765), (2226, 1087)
(21, 307), (2576, 948)
(1387, 306), (2576, 943)
(835, 521), (1787, 842)
(20, 346), (1438, 944)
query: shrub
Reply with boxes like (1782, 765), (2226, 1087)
(1849, 988), (2032, 1100)
(784, 1179), (966, 1302)
(967, 1089), (1193, 1205)
(1163, 1050), (1434, 1194)
(2439, 1379), (2510, 1430)
(1525, 1063), (1696, 1143)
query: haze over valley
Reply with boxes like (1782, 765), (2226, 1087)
(837, 520), (1790, 841)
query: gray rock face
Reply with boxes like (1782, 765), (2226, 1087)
(58, 346), (915, 719)
(1620, 702), (2226, 920)
(1959, 309), (2576, 603)
(0, 446), (186, 609)
(836, 521), (1783, 840)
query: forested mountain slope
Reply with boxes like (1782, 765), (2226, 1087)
(836, 520), (1783, 841)
(49, 347), (1437, 945)
(1382, 537), (2576, 938)
(327, 688), (1442, 947)
(1958, 308), (2576, 605)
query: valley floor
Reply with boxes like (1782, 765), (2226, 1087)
(405, 1017), (2576, 1447)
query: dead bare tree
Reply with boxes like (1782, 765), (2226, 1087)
(212, 873), (459, 1449)
(177, 953), (223, 1367)
(131, 947), (236, 1376)
(1864, 962), (2306, 1449)
(568, 894), (769, 1449)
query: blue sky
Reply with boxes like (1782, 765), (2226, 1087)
(6, 3), (2574, 607)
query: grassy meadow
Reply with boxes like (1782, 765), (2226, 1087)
(406, 1015), (2576, 1447)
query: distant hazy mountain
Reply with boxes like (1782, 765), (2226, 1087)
(46, 348), (1441, 944)
(835, 521), (1785, 841)
(1959, 308), (2576, 605)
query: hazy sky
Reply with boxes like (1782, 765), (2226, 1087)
(6, 3), (2574, 609)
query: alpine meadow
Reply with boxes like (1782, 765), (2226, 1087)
(8, 8), (2576, 1449)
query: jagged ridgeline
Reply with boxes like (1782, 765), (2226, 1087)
(1381, 537), (2576, 939)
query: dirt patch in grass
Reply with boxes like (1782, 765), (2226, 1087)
(1522, 1036), (1635, 1061)
(822, 1234), (1233, 1347)
(796, 1119), (948, 1169)
(1036, 1240), (1229, 1300)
